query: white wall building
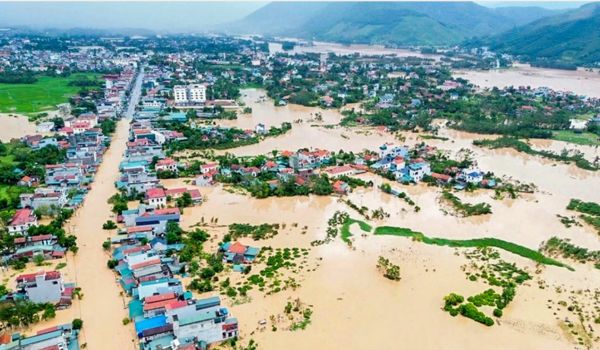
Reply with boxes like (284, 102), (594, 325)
(173, 84), (207, 104)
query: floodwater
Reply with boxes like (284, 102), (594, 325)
(454, 63), (600, 98)
(5, 65), (597, 347)
(0, 113), (37, 142)
(171, 89), (600, 349)
(67, 119), (137, 349)
(269, 41), (440, 60)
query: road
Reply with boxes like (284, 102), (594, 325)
(67, 70), (143, 349)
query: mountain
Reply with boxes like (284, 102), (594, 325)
(485, 2), (600, 66)
(223, 2), (558, 46)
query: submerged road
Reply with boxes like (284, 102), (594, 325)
(69, 70), (143, 349)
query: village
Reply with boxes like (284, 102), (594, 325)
(0, 30), (599, 350)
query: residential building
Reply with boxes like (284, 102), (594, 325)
(7, 209), (38, 235)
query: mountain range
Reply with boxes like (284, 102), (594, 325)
(224, 2), (560, 46)
(483, 2), (600, 66)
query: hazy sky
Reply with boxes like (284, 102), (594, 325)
(0, 2), (267, 32)
(0, 1), (590, 32)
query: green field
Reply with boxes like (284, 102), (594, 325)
(552, 130), (600, 146)
(0, 74), (100, 114)
(373, 226), (572, 270)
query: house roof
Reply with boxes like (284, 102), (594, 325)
(145, 188), (166, 199)
(9, 209), (36, 226)
(16, 271), (61, 283)
(228, 242), (247, 254)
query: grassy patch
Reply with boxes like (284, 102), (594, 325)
(0, 74), (100, 114)
(552, 130), (600, 146)
(373, 226), (572, 270)
(340, 218), (372, 244)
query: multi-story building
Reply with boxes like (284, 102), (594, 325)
(173, 84), (206, 104)
(15, 271), (65, 304)
(7, 209), (38, 235)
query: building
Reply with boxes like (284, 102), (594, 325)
(15, 271), (65, 304)
(7, 209), (38, 236)
(173, 84), (207, 104)
(407, 162), (431, 182)
(155, 158), (178, 172)
(461, 168), (484, 184)
(0, 323), (79, 350)
(145, 188), (167, 208)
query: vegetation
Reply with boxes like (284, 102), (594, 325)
(374, 226), (572, 270)
(443, 248), (532, 327)
(340, 217), (372, 244)
(567, 199), (600, 234)
(441, 191), (492, 217)
(0, 300), (56, 328)
(0, 73), (101, 114)
(541, 237), (600, 269)
(474, 137), (598, 171)
(376, 256), (401, 281)
(225, 223), (279, 241)
(102, 220), (117, 230)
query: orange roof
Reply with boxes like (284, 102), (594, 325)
(145, 292), (176, 303)
(130, 258), (161, 270)
(228, 242), (247, 254)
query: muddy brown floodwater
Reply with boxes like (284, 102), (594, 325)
(0, 113), (38, 142)
(4, 58), (598, 348)
(454, 63), (600, 98)
(169, 88), (600, 349)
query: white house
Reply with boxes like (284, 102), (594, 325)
(461, 168), (484, 184)
(7, 208), (38, 235)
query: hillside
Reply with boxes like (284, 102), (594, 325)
(224, 1), (557, 46)
(485, 3), (600, 66)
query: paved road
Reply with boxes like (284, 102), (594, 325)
(68, 70), (143, 349)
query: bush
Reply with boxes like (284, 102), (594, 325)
(72, 318), (83, 330)
(102, 220), (117, 230)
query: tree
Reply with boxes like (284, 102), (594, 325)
(72, 318), (83, 330)
(176, 192), (193, 208)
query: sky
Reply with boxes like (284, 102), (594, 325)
(0, 2), (267, 33)
(0, 1), (590, 33)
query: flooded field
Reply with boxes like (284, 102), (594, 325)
(0, 113), (37, 142)
(169, 88), (600, 349)
(5, 68), (597, 349)
(454, 64), (600, 98)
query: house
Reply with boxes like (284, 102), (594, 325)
(431, 172), (452, 184)
(322, 165), (356, 178)
(461, 168), (483, 184)
(255, 123), (267, 135)
(195, 173), (215, 187)
(156, 158), (178, 172)
(19, 188), (68, 210)
(407, 161), (431, 182)
(15, 271), (65, 304)
(17, 175), (39, 187)
(145, 188), (167, 208)
(135, 208), (181, 227)
(0, 323), (79, 350)
(332, 180), (350, 194)
(164, 188), (202, 203)
(7, 209), (38, 235)
(200, 162), (219, 174)
(220, 242), (260, 266)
